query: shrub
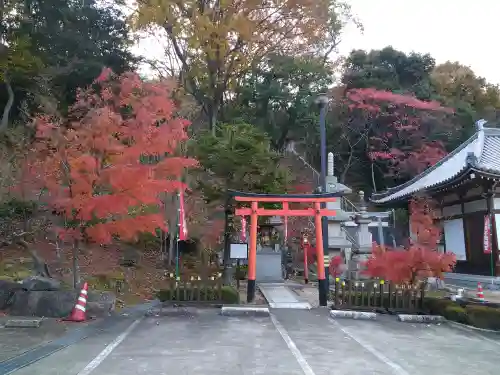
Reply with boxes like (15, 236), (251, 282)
(443, 305), (468, 324)
(465, 305), (500, 331)
(422, 297), (457, 315)
(234, 268), (247, 280)
(220, 286), (240, 304)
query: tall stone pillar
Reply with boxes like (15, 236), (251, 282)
(348, 191), (373, 279)
(325, 153), (352, 253)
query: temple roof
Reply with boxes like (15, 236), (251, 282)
(371, 120), (500, 204)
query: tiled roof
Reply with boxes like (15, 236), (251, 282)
(371, 121), (500, 204)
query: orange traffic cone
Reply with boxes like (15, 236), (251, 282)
(476, 282), (485, 302)
(64, 282), (88, 322)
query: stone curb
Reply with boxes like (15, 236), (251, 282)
(397, 314), (445, 323)
(4, 319), (42, 328)
(145, 306), (201, 317)
(268, 302), (311, 309)
(446, 320), (500, 334)
(220, 306), (270, 317)
(329, 310), (377, 320)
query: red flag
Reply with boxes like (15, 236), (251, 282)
(178, 190), (188, 241)
(240, 216), (247, 242)
(484, 215), (491, 254)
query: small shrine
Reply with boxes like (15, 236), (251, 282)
(257, 216), (282, 252)
(255, 216), (285, 282)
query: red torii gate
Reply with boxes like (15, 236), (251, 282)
(228, 190), (339, 306)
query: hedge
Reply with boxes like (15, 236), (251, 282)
(465, 305), (500, 331)
(156, 285), (239, 304)
(443, 305), (468, 324)
(423, 297), (457, 315)
(423, 297), (500, 331)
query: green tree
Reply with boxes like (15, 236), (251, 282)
(341, 46), (437, 100)
(0, 0), (137, 129)
(227, 54), (333, 154)
(431, 61), (500, 144)
(190, 122), (288, 283)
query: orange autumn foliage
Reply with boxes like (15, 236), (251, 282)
(28, 69), (197, 244)
(364, 197), (456, 284)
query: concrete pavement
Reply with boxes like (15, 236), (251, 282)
(6, 308), (499, 375)
(328, 314), (499, 375)
(0, 317), (94, 363)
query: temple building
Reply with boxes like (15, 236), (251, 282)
(371, 120), (500, 277)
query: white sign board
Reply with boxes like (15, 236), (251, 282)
(443, 219), (467, 261)
(230, 243), (248, 259)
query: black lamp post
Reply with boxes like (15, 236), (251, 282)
(316, 94), (329, 306)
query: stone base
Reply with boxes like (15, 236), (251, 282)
(347, 254), (370, 280)
(5, 319), (42, 328)
(330, 310), (377, 320)
(397, 314), (445, 323)
(220, 306), (270, 317)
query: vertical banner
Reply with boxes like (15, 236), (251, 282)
(484, 214), (491, 254)
(284, 216), (288, 242)
(178, 190), (188, 241)
(240, 216), (247, 242)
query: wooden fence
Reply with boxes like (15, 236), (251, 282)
(158, 273), (224, 303)
(331, 279), (425, 313)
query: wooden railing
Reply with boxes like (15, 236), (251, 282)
(331, 279), (426, 313)
(158, 273), (224, 303)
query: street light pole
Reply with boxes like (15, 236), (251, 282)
(316, 94), (329, 306)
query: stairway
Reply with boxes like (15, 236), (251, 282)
(282, 143), (361, 215)
(280, 143), (361, 247)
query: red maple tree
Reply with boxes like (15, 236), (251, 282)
(364, 197), (456, 284)
(29, 69), (197, 245)
(345, 88), (454, 180)
(343, 88), (458, 284)
(364, 244), (456, 285)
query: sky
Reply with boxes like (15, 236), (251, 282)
(132, 0), (500, 84)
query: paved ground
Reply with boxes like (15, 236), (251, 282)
(4, 308), (499, 375)
(0, 317), (94, 363)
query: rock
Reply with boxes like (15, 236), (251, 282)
(87, 291), (117, 317)
(7, 289), (117, 318)
(0, 280), (23, 310)
(21, 276), (62, 292)
(8, 290), (76, 318)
